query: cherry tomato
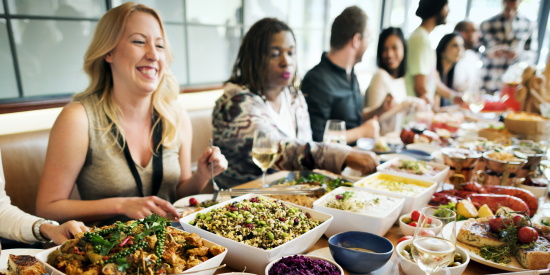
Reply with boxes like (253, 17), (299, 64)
(189, 197), (199, 206)
(420, 229), (436, 237)
(489, 217), (512, 233)
(411, 210), (421, 222)
(518, 226), (539, 244)
(408, 222), (418, 227)
(398, 236), (413, 244)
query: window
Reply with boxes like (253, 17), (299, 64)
(1, 0), (548, 109)
(0, 19), (18, 100)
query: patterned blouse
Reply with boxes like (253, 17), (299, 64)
(212, 83), (352, 189)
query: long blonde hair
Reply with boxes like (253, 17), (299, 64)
(74, 2), (180, 150)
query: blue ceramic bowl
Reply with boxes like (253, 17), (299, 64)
(328, 231), (393, 274)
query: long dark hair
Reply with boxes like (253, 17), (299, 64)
(225, 18), (297, 96)
(376, 27), (406, 78)
(436, 32), (461, 87)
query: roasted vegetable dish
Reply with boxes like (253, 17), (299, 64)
(190, 196), (322, 249)
(47, 214), (225, 275)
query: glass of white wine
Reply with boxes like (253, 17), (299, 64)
(411, 206), (456, 275)
(251, 129), (279, 188)
(323, 120), (346, 144)
(462, 89), (486, 114)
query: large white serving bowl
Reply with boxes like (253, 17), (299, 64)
(180, 194), (333, 275)
(35, 237), (228, 275)
(396, 239), (470, 275)
(313, 186), (404, 237)
(376, 157), (450, 185)
(354, 172), (438, 215)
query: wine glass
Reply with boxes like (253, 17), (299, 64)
(462, 89), (486, 114)
(251, 130), (279, 187)
(323, 120), (346, 144)
(411, 206), (457, 275)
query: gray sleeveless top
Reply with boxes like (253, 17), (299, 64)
(76, 96), (181, 224)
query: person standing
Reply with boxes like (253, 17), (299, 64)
(405, 0), (463, 108)
(480, 0), (536, 92)
(301, 6), (379, 144)
(453, 20), (482, 93)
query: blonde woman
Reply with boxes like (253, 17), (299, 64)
(36, 3), (227, 226)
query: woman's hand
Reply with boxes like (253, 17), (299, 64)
(196, 146), (228, 178)
(118, 196), (180, 220)
(344, 150), (379, 175)
(41, 220), (89, 245)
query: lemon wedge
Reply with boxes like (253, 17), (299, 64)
(478, 204), (494, 218)
(457, 200), (478, 218)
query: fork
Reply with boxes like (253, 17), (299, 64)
(210, 139), (220, 202)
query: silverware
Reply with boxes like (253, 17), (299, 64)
(210, 139), (220, 202)
(486, 269), (550, 275)
(170, 264), (226, 274)
(219, 185), (325, 196)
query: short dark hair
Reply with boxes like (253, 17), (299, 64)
(226, 18), (297, 96)
(376, 27), (407, 78)
(330, 6), (368, 50)
(454, 20), (472, 32)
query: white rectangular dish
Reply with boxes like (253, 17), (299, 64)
(179, 194), (333, 275)
(376, 157), (450, 184)
(313, 186), (404, 237)
(354, 172), (437, 215)
(35, 236), (228, 275)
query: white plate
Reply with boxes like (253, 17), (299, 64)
(340, 167), (364, 182)
(379, 154), (415, 163)
(442, 220), (527, 272)
(0, 248), (44, 272)
(307, 247), (398, 275)
(357, 137), (375, 151)
(173, 194), (231, 208)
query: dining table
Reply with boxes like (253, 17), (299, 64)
(212, 170), (550, 275)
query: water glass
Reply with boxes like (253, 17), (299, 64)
(462, 90), (486, 114)
(411, 206), (457, 275)
(323, 120), (346, 144)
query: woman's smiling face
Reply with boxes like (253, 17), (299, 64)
(105, 11), (166, 94)
(382, 34), (405, 71)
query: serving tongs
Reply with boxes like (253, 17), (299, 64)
(219, 184), (325, 196)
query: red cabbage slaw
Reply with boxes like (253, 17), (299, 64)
(268, 255), (340, 275)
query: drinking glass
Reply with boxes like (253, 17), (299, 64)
(462, 89), (486, 114)
(251, 130), (279, 187)
(411, 206), (457, 275)
(323, 120), (346, 144)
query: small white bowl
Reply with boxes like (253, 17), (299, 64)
(398, 213), (417, 236)
(519, 183), (548, 199)
(398, 213), (443, 237)
(265, 255), (344, 275)
(396, 239), (470, 275)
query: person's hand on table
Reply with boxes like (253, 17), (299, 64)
(41, 220), (89, 245)
(344, 150), (379, 175)
(118, 196), (180, 220)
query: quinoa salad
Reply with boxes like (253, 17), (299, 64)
(189, 196), (322, 249)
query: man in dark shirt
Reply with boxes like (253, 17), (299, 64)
(302, 6), (379, 144)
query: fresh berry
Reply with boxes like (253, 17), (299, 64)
(189, 197), (198, 206)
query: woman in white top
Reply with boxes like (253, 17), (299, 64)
(365, 27), (425, 135)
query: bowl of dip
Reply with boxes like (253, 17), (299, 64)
(313, 187), (405, 237)
(354, 173), (437, 215)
